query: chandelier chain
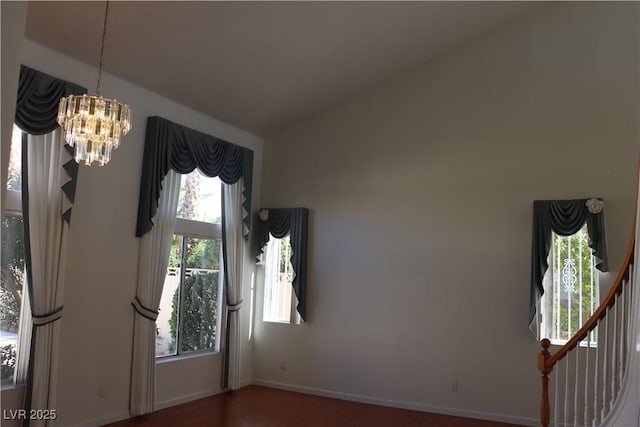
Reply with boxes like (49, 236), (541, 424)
(96, 1), (110, 95)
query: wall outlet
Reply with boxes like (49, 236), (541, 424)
(450, 379), (459, 392)
(97, 385), (105, 398)
(279, 360), (287, 370)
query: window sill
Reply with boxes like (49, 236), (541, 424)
(156, 351), (221, 364)
(262, 319), (303, 326)
(1, 382), (25, 392)
(263, 319), (292, 324)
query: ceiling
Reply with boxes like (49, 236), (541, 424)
(25, 1), (539, 137)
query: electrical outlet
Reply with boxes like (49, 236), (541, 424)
(98, 385), (105, 398)
(450, 379), (459, 392)
(279, 360), (287, 370)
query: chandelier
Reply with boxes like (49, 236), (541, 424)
(57, 1), (131, 166)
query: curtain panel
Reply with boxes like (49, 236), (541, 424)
(21, 130), (75, 427)
(529, 198), (608, 328)
(15, 65), (84, 224)
(130, 171), (180, 416)
(256, 208), (309, 321)
(135, 116), (253, 238)
(12, 65), (85, 427)
(133, 116), (254, 408)
(221, 182), (244, 390)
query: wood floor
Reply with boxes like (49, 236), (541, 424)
(106, 385), (527, 427)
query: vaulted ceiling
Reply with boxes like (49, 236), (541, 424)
(25, 1), (539, 136)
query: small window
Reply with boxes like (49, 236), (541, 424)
(262, 234), (300, 324)
(176, 170), (222, 224)
(7, 124), (22, 193)
(540, 225), (599, 345)
(1, 125), (25, 387)
(155, 172), (224, 358)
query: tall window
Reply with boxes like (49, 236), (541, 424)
(155, 171), (224, 358)
(262, 234), (299, 324)
(1, 125), (24, 387)
(540, 225), (599, 345)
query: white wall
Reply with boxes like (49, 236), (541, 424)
(255, 2), (639, 425)
(1, 40), (263, 426)
(0, 2), (27, 216)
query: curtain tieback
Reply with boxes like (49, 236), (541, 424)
(131, 297), (159, 321)
(227, 300), (243, 312)
(32, 306), (63, 327)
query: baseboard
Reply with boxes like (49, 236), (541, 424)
(68, 390), (225, 427)
(252, 379), (539, 427)
(240, 378), (253, 388)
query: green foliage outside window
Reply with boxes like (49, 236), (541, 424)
(168, 237), (221, 354)
(1, 215), (24, 381)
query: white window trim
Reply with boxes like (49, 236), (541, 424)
(174, 217), (221, 239)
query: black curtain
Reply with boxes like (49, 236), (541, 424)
(15, 65), (85, 224)
(256, 208), (309, 321)
(135, 116), (253, 237)
(16, 65), (86, 136)
(529, 199), (608, 325)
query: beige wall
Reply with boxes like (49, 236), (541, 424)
(1, 40), (263, 426)
(255, 2), (639, 425)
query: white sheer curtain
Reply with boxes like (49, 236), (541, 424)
(19, 129), (71, 427)
(14, 285), (31, 385)
(130, 170), (180, 416)
(221, 181), (244, 390)
(263, 237), (281, 321)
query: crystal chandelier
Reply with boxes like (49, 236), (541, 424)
(57, 1), (131, 166)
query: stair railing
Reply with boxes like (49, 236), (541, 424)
(538, 223), (635, 427)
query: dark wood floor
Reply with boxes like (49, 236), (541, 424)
(106, 385), (527, 427)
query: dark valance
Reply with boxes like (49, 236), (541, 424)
(135, 116), (254, 237)
(529, 199), (608, 324)
(16, 65), (86, 135)
(16, 65), (84, 225)
(256, 208), (309, 321)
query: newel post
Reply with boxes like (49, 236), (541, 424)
(538, 339), (551, 427)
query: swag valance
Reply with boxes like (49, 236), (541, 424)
(529, 198), (608, 324)
(135, 116), (254, 237)
(16, 65), (86, 135)
(16, 65), (85, 224)
(256, 208), (309, 320)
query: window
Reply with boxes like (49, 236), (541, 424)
(155, 171), (224, 358)
(540, 225), (599, 345)
(262, 234), (300, 324)
(1, 125), (24, 387)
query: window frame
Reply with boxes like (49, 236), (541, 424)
(540, 225), (599, 347)
(155, 174), (224, 360)
(1, 126), (24, 388)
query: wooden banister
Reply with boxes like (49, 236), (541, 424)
(538, 214), (636, 426)
(538, 339), (551, 427)
(543, 224), (635, 370)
